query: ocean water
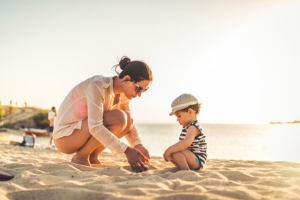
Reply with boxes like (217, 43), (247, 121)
(36, 123), (300, 163)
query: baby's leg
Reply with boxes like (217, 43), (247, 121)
(170, 152), (190, 170)
(171, 150), (200, 170)
(181, 150), (200, 170)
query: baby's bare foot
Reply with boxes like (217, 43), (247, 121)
(71, 154), (90, 166)
(89, 157), (101, 165)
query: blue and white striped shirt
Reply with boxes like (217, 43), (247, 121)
(179, 120), (207, 168)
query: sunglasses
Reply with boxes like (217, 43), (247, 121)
(130, 79), (149, 93)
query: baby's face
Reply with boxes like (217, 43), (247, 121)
(175, 108), (197, 126)
(175, 111), (189, 126)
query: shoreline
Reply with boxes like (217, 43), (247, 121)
(1, 131), (300, 200)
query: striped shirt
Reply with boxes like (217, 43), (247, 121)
(179, 120), (207, 168)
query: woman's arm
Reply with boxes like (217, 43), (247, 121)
(86, 81), (128, 155)
(119, 94), (150, 161)
(119, 94), (143, 147)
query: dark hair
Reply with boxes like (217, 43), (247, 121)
(112, 56), (153, 83)
(180, 103), (201, 115)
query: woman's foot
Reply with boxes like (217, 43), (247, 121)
(71, 154), (90, 166)
(89, 156), (101, 165)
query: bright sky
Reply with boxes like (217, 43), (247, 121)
(1, 0), (299, 124)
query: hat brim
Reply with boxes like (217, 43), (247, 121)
(169, 101), (198, 116)
(169, 111), (175, 116)
(169, 104), (195, 116)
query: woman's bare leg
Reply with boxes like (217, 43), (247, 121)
(54, 110), (131, 166)
(89, 111), (133, 164)
(70, 121), (100, 166)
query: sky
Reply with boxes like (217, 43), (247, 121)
(0, 0), (299, 124)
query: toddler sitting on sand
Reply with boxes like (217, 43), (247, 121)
(163, 93), (207, 170)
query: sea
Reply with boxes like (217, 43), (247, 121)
(35, 123), (300, 163)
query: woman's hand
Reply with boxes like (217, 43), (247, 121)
(134, 144), (150, 162)
(124, 147), (148, 172)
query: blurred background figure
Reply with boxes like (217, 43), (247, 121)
(48, 106), (56, 147)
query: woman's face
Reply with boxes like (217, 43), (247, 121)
(124, 79), (150, 100)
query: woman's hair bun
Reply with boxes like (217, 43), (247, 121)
(119, 56), (131, 70)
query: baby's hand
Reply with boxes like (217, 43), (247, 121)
(163, 150), (171, 162)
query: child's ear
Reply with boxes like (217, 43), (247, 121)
(188, 108), (195, 114)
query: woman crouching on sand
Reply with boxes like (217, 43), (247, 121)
(53, 56), (153, 172)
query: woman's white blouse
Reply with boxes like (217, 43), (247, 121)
(53, 75), (142, 155)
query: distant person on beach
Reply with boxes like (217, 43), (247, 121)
(163, 93), (207, 170)
(48, 106), (56, 146)
(53, 56), (152, 172)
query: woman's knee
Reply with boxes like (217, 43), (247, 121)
(123, 111), (133, 132)
(103, 109), (125, 122)
(111, 110), (133, 134)
(115, 110), (128, 128)
(103, 109), (128, 131)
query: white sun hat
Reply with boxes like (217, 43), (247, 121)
(169, 93), (199, 116)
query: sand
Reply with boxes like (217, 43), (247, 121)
(0, 131), (299, 200)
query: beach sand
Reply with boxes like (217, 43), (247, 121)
(0, 131), (299, 200)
